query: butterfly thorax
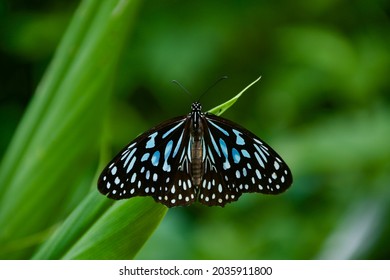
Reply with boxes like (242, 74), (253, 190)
(190, 102), (204, 187)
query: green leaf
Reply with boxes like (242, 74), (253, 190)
(31, 191), (112, 259)
(63, 198), (167, 260)
(0, 0), (143, 259)
(208, 76), (262, 116)
(32, 191), (167, 259)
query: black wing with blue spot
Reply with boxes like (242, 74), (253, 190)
(197, 113), (293, 207)
(98, 115), (198, 207)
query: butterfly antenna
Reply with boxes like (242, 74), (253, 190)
(172, 80), (192, 97)
(198, 75), (228, 102)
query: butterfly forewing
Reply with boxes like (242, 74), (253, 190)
(98, 115), (197, 207)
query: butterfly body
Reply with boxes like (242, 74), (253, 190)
(189, 102), (204, 187)
(98, 102), (292, 207)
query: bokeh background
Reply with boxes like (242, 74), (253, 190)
(1, 0), (390, 259)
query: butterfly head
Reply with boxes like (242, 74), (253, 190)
(190, 102), (203, 130)
(191, 102), (202, 113)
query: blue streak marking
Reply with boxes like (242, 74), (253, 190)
(254, 144), (268, 163)
(162, 121), (184, 139)
(163, 161), (171, 172)
(241, 149), (250, 158)
(219, 139), (228, 159)
(208, 146), (216, 163)
(146, 132), (158, 149)
(208, 128), (221, 157)
(219, 138), (230, 169)
(172, 131), (184, 158)
(179, 148), (186, 162)
(209, 120), (229, 136)
(126, 156), (136, 173)
(165, 140), (173, 159)
(163, 140), (173, 172)
(124, 148), (137, 168)
(233, 129), (245, 145)
(254, 152), (265, 168)
(151, 151), (160, 166)
(141, 153), (150, 162)
(187, 143), (191, 161)
(232, 148), (240, 163)
(260, 145), (270, 156)
(120, 150), (129, 160)
(202, 139), (206, 161)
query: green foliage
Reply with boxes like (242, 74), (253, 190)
(1, 0), (390, 260)
(32, 193), (166, 259)
(0, 0), (165, 260)
(208, 76), (261, 116)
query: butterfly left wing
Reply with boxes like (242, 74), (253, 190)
(98, 115), (197, 207)
(198, 113), (293, 207)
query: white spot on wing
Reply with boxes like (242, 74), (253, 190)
(255, 169), (262, 179)
(254, 152), (265, 168)
(126, 156), (137, 173)
(131, 173), (136, 183)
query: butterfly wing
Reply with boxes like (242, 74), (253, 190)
(98, 115), (197, 207)
(198, 113), (293, 207)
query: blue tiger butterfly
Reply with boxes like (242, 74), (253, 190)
(98, 79), (292, 207)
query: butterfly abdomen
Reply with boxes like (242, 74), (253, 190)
(190, 110), (204, 187)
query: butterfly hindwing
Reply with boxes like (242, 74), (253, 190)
(98, 115), (197, 207)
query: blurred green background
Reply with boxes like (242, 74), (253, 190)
(1, 0), (390, 259)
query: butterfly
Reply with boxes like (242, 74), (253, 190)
(98, 97), (293, 207)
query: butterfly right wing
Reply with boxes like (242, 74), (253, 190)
(98, 115), (197, 207)
(198, 113), (293, 207)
